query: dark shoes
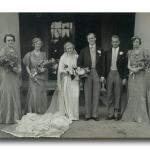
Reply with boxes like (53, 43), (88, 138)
(84, 117), (90, 121)
(114, 114), (121, 121)
(92, 117), (99, 121)
(106, 114), (121, 121)
(114, 109), (121, 121)
(106, 115), (115, 120)
(84, 117), (99, 121)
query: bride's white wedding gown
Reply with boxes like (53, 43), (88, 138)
(2, 52), (80, 137)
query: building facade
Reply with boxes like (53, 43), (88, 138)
(0, 13), (148, 84)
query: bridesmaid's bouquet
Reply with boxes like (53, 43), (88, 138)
(31, 58), (56, 85)
(32, 58), (56, 78)
(129, 62), (145, 79)
(0, 50), (18, 72)
(143, 49), (150, 69)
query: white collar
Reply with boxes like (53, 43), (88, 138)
(112, 47), (119, 52)
(89, 44), (96, 48)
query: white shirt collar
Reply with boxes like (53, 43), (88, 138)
(89, 44), (96, 49)
(112, 47), (119, 53)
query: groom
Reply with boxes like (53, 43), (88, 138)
(77, 32), (105, 121)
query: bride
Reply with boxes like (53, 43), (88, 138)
(2, 42), (83, 137)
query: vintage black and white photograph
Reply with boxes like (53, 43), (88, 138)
(0, 12), (150, 139)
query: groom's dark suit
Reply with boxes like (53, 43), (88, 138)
(77, 46), (105, 119)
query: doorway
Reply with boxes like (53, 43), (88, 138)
(19, 13), (135, 81)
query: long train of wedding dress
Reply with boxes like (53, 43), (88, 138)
(2, 112), (70, 137)
(1, 52), (79, 138)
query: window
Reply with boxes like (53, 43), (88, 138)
(49, 21), (74, 80)
(51, 22), (73, 42)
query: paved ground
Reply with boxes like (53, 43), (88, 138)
(1, 118), (150, 139)
(62, 120), (150, 138)
(1, 88), (149, 139)
(1, 106), (150, 139)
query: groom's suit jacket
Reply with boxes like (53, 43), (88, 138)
(77, 46), (105, 78)
(104, 48), (129, 79)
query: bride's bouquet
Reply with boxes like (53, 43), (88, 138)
(63, 64), (78, 80)
(63, 64), (91, 80)
(75, 67), (90, 78)
(0, 50), (18, 73)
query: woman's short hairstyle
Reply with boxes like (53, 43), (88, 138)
(64, 42), (75, 52)
(32, 37), (43, 47)
(131, 36), (142, 45)
(4, 34), (15, 43)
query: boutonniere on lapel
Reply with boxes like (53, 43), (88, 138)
(97, 50), (101, 56)
(119, 51), (124, 55)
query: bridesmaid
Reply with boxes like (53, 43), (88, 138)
(122, 36), (149, 123)
(0, 34), (22, 123)
(0, 49), (2, 84)
(144, 48), (150, 118)
(23, 37), (48, 114)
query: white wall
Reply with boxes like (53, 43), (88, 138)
(134, 13), (150, 50)
(0, 13), (20, 55)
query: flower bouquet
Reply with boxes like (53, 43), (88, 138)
(63, 64), (78, 80)
(31, 58), (56, 85)
(129, 62), (145, 79)
(0, 50), (18, 73)
(143, 49), (150, 69)
(32, 58), (56, 77)
(75, 67), (90, 78)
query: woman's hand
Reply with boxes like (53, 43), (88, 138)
(122, 79), (127, 86)
(42, 60), (49, 66)
(130, 67), (140, 73)
(50, 58), (55, 63)
(38, 67), (46, 73)
(47, 58), (55, 64)
(12, 67), (21, 75)
(29, 73), (34, 79)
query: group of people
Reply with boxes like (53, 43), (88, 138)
(77, 33), (150, 124)
(0, 32), (150, 137)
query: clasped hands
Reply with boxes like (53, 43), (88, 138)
(100, 77), (105, 83)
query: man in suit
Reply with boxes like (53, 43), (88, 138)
(104, 35), (128, 121)
(77, 33), (105, 121)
